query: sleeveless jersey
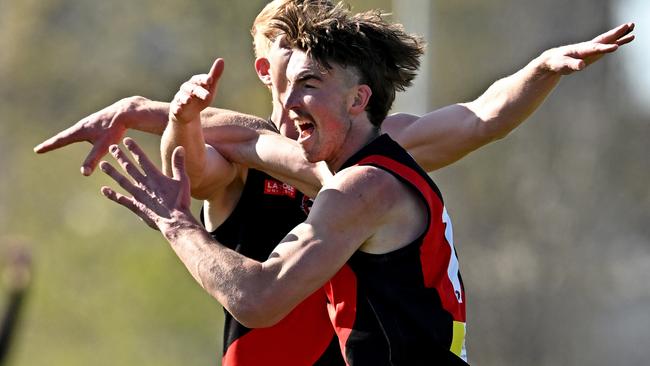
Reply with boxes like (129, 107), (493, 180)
(324, 134), (468, 365)
(202, 151), (344, 365)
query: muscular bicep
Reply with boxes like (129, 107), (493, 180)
(256, 167), (400, 322)
(383, 105), (493, 172)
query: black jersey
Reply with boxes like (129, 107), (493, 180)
(203, 167), (344, 366)
(325, 134), (468, 365)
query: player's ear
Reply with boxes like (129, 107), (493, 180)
(349, 84), (372, 116)
(255, 57), (272, 87)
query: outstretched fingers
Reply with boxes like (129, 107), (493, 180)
(99, 160), (144, 199)
(33, 125), (85, 154)
(108, 144), (146, 182)
(100, 186), (159, 230)
(80, 140), (112, 176)
(574, 42), (619, 58)
(122, 138), (162, 178)
(592, 22), (635, 45)
(616, 33), (635, 46)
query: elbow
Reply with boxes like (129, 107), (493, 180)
(487, 123), (512, 142)
(463, 100), (518, 144)
(225, 291), (286, 328)
(218, 275), (290, 328)
(201, 260), (293, 328)
(474, 113), (514, 144)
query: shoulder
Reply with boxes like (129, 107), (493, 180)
(381, 112), (419, 137)
(329, 164), (400, 193)
(312, 163), (428, 254)
(310, 165), (406, 222)
(300, 164), (414, 255)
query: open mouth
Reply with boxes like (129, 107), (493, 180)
(296, 121), (315, 140)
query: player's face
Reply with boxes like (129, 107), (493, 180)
(255, 34), (301, 139)
(282, 50), (358, 166)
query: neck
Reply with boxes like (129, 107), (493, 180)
(328, 120), (380, 172)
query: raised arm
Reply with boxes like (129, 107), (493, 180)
(161, 59), (243, 201)
(99, 139), (392, 327)
(383, 22), (635, 171)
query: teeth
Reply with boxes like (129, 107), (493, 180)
(296, 121), (314, 140)
(296, 122), (313, 132)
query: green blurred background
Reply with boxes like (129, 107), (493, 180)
(0, 0), (648, 365)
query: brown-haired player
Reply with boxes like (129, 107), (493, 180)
(36, 1), (634, 364)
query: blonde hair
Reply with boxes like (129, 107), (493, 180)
(251, 0), (335, 58)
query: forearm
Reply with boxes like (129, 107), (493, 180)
(123, 96), (267, 135)
(213, 127), (331, 197)
(115, 96), (169, 135)
(161, 117), (208, 189)
(250, 132), (330, 197)
(161, 217), (282, 327)
(463, 54), (561, 140)
(385, 55), (562, 172)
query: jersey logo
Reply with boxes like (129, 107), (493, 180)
(264, 179), (296, 198)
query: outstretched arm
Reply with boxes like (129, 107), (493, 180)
(33, 96), (267, 176)
(383, 22), (635, 171)
(32, 72), (326, 197)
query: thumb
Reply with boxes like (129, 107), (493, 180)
(171, 146), (193, 208)
(171, 146), (187, 181)
(207, 58), (225, 92)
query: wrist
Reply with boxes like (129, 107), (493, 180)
(169, 113), (201, 127)
(530, 52), (552, 75)
(160, 210), (203, 242)
(520, 53), (562, 88)
(118, 96), (150, 129)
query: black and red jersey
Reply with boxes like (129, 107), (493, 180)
(203, 167), (344, 366)
(325, 134), (468, 365)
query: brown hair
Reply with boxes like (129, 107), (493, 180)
(269, 1), (425, 126)
(251, 0), (335, 58)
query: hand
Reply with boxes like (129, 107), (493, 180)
(170, 59), (225, 125)
(540, 22), (635, 75)
(99, 138), (198, 233)
(33, 97), (142, 176)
